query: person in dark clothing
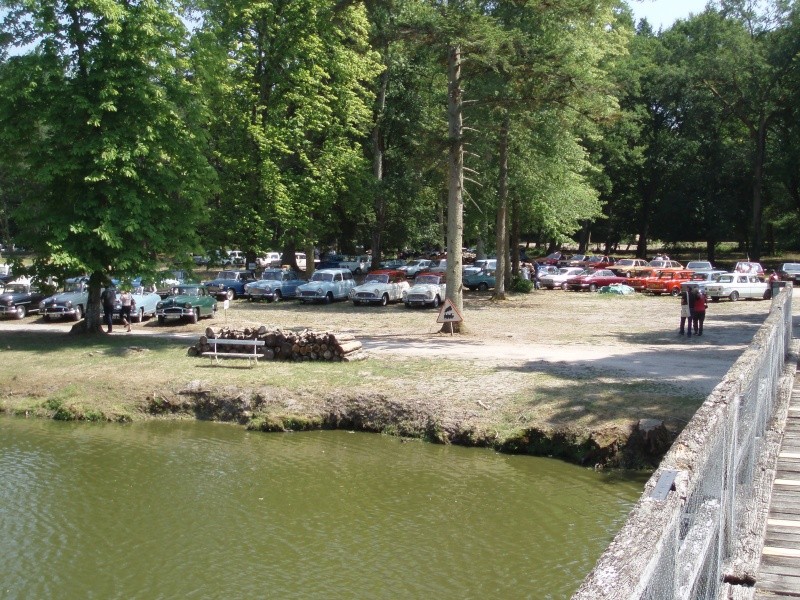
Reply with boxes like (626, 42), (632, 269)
(679, 285), (695, 336)
(692, 286), (708, 336)
(101, 286), (116, 333)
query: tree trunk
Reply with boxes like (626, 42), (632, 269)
(82, 271), (106, 333)
(442, 43), (465, 333)
(493, 115), (509, 300)
(750, 117), (767, 262)
(370, 62), (389, 271)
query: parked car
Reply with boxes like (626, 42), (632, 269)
(464, 269), (496, 291)
(688, 270), (726, 289)
(649, 259), (683, 270)
(338, 255), (370, 275)
(398, 259), (432, 278)
(733, 261), (765, 280)
(244, 269), (304, 302)
(296, 268), (356, 303)
(155, 270), (187, 299)
(378, 258), (406, 270)
(644, 270), (694, 296)
(685, 260), (714, 271)
(112, 287), (162, 322)
(350, 270), (410, 306)
(705, 273), (771, 302)
(779, 263), (800, 284)
(39, 277), (89, 321)
(256, 252), (282, 269)
(561, 254), (588, 267)
(463, 258), (496, 278)
(156, 284), (218, 324)
(403, 273), (446, 307)
(581, 255), (617, 270)
(223, 250), (246, 267)
(539, 267), (585, 290)
(533, 265), (560, 281)
(609, 258), (650, 277)
(0, 277), (46, 319)
(627, 269), (659, 292)
(538, 252), (564, 266)
(565, 269), (627, 292)
(204, 269), (257, 300)
(428, 259), (448, 274)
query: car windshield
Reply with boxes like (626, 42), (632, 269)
(782, 263), (800, 272)
(177, 286), (200, 296)
(405, 260), (423, 267)
(6, 284), (29, 294)
(64, 282), (84, 292)
(310, 272), (334, 282)
(717, 275), (734, 283)
(415, 275), (441, 285)
(616, 259), (636, 266)
(215, 271), (238, 280)
(261, 270), (282, 280)
(364, 274), (389, 284)
(687, 261), (712, 269)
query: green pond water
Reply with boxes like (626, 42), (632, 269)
(0, 416), (647, 599)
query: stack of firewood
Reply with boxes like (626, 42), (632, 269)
(189, 326), (366, 362)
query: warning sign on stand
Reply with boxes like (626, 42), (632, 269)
(436, 298), (463, 324)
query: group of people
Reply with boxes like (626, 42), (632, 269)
(100, 287), (134, 333)
(679, 285), (708, 337)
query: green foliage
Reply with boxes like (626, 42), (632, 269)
(510, 276), (533, 294)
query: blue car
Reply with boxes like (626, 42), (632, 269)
(464, 269), (496, 291)
(244, 269), (304, 302)
(204, 270), (257, 300)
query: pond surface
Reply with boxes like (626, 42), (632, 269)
(0, 417), (647, 599)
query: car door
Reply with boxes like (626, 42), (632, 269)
(745, 275), (762, 298)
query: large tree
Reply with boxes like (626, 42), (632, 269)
(0, 0), (213, 331)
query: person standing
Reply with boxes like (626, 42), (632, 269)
(119, 289), (133, 332)
(679, 285), (695, 336)
(692, 286), (707, 336)
(101, 286), (116, 333)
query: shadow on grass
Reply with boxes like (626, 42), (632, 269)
(0, 329), (185, 355)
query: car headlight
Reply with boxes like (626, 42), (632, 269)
(66, 301), (72, 308)
(156, 302), (163, 309)
(39, 301), (45, 310)
(426, 291), (433, 298)
(316, 289), (324, 296)
(184, 302), (192, 309)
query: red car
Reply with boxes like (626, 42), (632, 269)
(645, 270), (694, 296)
(627, 269), (659, 292)
(565, 269), (627, 292)
(580, 255), (617, 270)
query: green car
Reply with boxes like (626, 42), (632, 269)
(464, 269), (496, 291)
(155, 284), (217, 324)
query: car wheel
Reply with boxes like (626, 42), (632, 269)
(404, 301), (410, 308)
(764, 289), (773, 300)
(711, 297), (720, 303)
(561, 283), (568, 291)
(589, 283), (597, 292)
(670, 288), (680, 297)
(353, 300), (360, 306)
(478, 282), (489, 291)
(380, 294), (388, 307)
(226, 289), (235, 301)
(15, 305), (26, 319)
(274, 290), (282, 302)
(468, 286), (476, 291)
(158, 315), (165, 325)
(729, 291), (739, 302)
(432, 296), (440, 308)
(134, 308), (144, 322)
(73, 305), (83, 321)
(43, 314), (51, 322)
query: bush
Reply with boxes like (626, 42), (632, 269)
(510, 276), (533, 294)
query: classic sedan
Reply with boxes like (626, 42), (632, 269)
(350, 270), (410, 306)
(112, 287), (162, 322)
(39, 277), (89, 321)
(565, 269), (627, 292)
(403, 273), (446, 307)
(609, 258), (650, 277)
(581, 255), (617, 270)
(297, 268), (356, 304)
(156, 284), (217, 324)
(705, 273), (771, 302)
(464, 269), (496, 291)
(244, 269), (304, 302)
(644, 270), (694, 296)
(398, 259), (432, 278)
(627, 269), (659, 292)
(539, 267), (585, 290)
(0, 277), (46, 319)
(204, 270), (257, 300)
(779, 263), (800, 284)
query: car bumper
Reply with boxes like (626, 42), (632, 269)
(42, 307), (78, 318)
(156, 308), (195, 319)
(0, 305), (24, 316)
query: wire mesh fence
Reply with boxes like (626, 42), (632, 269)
(573, 285), (794, 600)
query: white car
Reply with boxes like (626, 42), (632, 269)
(705, 273), (771, 302)
(463, 258), (496, 278)
(350, 271), (410, 306)
(256, 252), (282, 268)
(296, 268), (355, 303)
(398, 259), (432, 278)
(539, 267), (585, 290)
(403, 273), (446, 308)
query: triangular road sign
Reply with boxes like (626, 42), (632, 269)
(436, 298), (464, 323)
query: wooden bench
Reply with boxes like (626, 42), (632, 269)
(202, 338), (265, 367)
